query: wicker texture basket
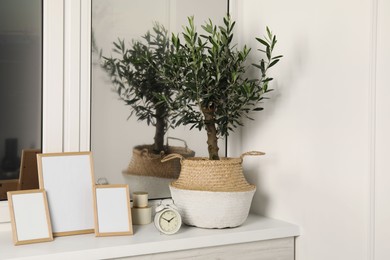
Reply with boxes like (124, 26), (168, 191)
(171, 157), (255, 192)
(162, 151), (264, 228)
(124, 138), (195, 179)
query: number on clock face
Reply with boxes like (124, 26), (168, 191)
(159, 210), (179, 232)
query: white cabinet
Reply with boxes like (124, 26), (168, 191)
(126, 238), (294, 260)
(0, 214), (299, 260)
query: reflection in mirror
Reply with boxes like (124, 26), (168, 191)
(92, 0), (228, 198)
(0, 0), (42, 200)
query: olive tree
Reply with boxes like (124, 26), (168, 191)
(101, 24), (174, 154)
(160, 16), (282, 160)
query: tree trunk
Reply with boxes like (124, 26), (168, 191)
(202, 107), (220, 160)
(153, 105), (166, 154)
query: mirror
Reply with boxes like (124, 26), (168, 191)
(91, 0), (228, 198)
(0, 0), (42, 200)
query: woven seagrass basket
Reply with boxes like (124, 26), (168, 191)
(124, 138), (195, 179)
(162, 151), (264, 228)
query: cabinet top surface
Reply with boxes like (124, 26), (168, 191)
(0, 214), (300, 260)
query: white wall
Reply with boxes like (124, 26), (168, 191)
(234, 0), (389, 259)
(374, 0), (390, 259)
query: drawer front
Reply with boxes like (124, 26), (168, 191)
(121, 237), (295, 260)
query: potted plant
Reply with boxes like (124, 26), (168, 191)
(161, 15), (282, 228)
(101, 23), (194, 179)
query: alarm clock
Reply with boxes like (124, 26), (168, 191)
(154, 199), (182, 235)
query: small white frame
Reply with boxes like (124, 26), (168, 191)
(93, 184), (133, 237)
(7, 189), (53, 245)
(37, 152), (95, 236)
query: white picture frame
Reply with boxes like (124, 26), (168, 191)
(7, 189), (53, 245)
(37, 152), (95, 236)
(93, 184), (133, 236)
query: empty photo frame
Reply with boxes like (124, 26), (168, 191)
(93, 185), (133, 236)
(37, 152), (95, 236)
(7, 190), (53, 245)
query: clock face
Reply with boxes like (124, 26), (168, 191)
(158, 209), (181, 234)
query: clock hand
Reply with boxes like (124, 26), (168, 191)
(162, 217), (169, 222)
(167, 216), (175, 223)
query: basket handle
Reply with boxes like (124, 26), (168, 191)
(240, 151), (265, 162)
(161, 153), (184, 163)
(166, 137), (188, 149)
(140, 148), (152, 159)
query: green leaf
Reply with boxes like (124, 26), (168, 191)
(266, 27), (272, 40)
(269, 59), (280, 68)
(272, 55), (283, 60)
(256, 37), (270, 47)
(113, 41), (121, 50)
(252, 63), (262, 69)
(262, 77), (274, 83)
(266, 46), (271, 60)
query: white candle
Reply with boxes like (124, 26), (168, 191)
(133, 191), (148, 208)
(131, 206), (152, 225)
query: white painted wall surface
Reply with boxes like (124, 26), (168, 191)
(374, 0), (390, 259)
(235, 0), (389, 259)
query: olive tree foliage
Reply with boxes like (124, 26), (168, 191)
(101, 24), (174, 154)
(159, 15), (282, 160)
